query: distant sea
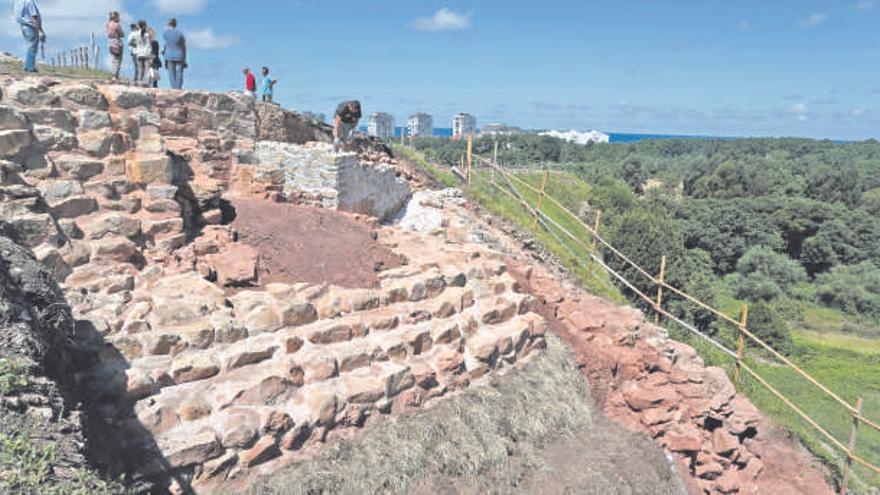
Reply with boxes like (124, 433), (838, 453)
(375, 127), (724, 143)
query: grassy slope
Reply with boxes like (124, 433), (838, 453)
(402, 147), (880, 492)
(0, 58), (110, 80)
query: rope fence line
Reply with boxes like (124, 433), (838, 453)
(460, 151), (880, 486)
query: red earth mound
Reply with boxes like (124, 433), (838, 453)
(230, 197), (405, 289)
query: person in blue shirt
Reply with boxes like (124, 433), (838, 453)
(260, 66), (277, 103)
(15, 0), (44, 73)
(162, 18), (186, 89)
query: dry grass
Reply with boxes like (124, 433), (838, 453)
(247, 336), (685, 495)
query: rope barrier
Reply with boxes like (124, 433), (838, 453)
(469, 153), (880, 472)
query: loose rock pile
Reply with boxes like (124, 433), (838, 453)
(514, 264), (833, 495)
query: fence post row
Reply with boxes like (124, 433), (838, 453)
(840, 397), (864, 495)
(734, 304), (748, 383)
(654, 255), (667, 325)
(533, 169), (549, 229)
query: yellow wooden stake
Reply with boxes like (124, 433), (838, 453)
(734, 304), (749, 383)
(654, 255), (667, 325)
(492, 140), (499, 184)
(587, 210), (602, 276)
(466, 135), (473, 186)
(533, 170), (549, 229)
(841, 397), (864, 495)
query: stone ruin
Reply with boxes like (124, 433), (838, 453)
(0, 74), (835, 495)
(0, 76), (547, 492)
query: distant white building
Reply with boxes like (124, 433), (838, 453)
(481, 123), (523, 136)
(452, 113), (477, 139)
(539, 129), (610, 145)
(368, 112), (395, 139)
(407, 112), (433, 137)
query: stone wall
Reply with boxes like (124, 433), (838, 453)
(255, 141), (411, 221)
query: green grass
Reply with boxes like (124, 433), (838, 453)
(0, 358), (29, 396)
(393, 145), (460, 188)
(0, 59), (111, 80)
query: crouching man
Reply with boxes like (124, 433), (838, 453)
(333, 100), (361, 152)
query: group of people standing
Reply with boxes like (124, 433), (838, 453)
(106, 13), (187, 89)
(243, 67), (276, 102)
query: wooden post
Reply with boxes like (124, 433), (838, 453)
(400, 127), (405, 146)
(654, 255), (667, 324)
(466, 135), (473, 186)
(492, 140), (499, 184)
(840, 397), (864, 495)
(533, 170), (549, 229)
(587, 210), (602, 276)
(734, 304), (748, 383)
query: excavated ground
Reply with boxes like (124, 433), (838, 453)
(230, 197), (404, 289)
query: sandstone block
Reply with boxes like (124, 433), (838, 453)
(240, 436), (280, 469)
(53, 154), (103, 180)
(712, 428), (739, 457)
(226, 345), (278, 370)
(85, 214), (141, 240)
(7, 80), (60, 106)
(77, 110), (112, 130)
(663, 426), (702, 453)
(161, 428), (221, 468)
(208, 243), (259, 287)
(0, 130), (33, 158)
(309, 323), (352, 345)
(621, 381), (679, 411)
(91, 236), (138, 263)
(25, 108), (75, 131)
(301, 356), (338, 383)
(386, 367), (415, 397)
(244, 305), (283, 335)
(432, 347), (465, 374)
(78, 131), (124, 157)
(127, 155), (173, 185)
(0, 105), (29, 130)
(54, 84), (109, 109)
(217, 410), (260, 449)
(171, 352), (221, 384)
(48, 195), (98, 218)
(36, 179), (83, 201)
(282, 302), (318, 327)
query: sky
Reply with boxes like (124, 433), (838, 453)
(1, 0), (879, 140)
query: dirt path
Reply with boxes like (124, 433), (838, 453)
(230, 197), (404, 288)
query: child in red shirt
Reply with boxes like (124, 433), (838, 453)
(243, 68), (256, 99)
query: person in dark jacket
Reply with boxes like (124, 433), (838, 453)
(149, 39), (161, 88)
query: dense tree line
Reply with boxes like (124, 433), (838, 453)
(413, 135), (880, 348)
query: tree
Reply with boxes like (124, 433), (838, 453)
(734, 247), (807, 301)
(605, 206), (686, 304)
(816, 262), (880, 320)
(748, 300), (793, 355)
(862, 188), (880, 218)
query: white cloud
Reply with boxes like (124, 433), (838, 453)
(410, 8), (472, 32)
(187, 27), (238, 49)
(791, 103), (808, 114)
(797, 13), (828, 30)
(151, 0), (209, 15)
(737, 20), (751, 31)
(856, 0), (874, 11)
(852, 108), (866, 117)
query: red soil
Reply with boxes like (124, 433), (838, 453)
(230, 197), (405, 289)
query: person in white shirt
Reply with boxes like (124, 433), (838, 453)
(15, 0), (44, 73)
(126, 23), (138, 80)
(128, 20), (153, 82)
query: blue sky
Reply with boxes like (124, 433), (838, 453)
(2, 0), (879, 140)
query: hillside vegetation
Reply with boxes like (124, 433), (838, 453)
(405, 135), (880, 492)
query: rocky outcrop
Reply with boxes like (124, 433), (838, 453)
(0, 223), (130, 493)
